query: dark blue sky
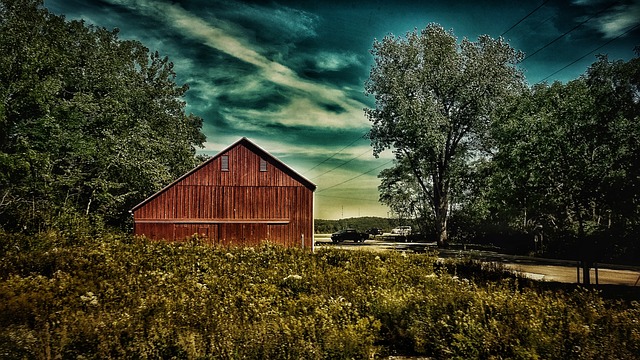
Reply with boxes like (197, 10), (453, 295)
(45, 0), (640, 219)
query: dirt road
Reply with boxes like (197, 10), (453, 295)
(314, 235), (640, 286)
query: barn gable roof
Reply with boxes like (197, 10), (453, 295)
(131, 137), (316, 212)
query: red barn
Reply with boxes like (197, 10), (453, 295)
(131, 137), (316, 249)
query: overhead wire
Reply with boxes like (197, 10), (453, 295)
(301, 132), (367, 175)
(312, 1), (542, 194)
(310, 1), (599, 193)
(310, 0), (550, 192)
(299, 131), (386, 194)
(500, 0), (550, 37)
(306, 2), (549, 192)
(521, 2), (618, 62)
(310, 147), (372, 180)
(317, 159), (394, 193)
(311, 2), (630, 197)
(538, 22), (640, 83)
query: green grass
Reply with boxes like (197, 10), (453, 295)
(1, 232), (638, 359)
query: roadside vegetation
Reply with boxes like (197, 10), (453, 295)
(1, 231), (639, 359)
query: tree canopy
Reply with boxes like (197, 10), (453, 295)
(0, 0), (206, 232)
(365, 23), (525, 246)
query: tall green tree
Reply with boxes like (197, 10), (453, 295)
(0, 0), (205, 231)
(365, 24), (525, 246)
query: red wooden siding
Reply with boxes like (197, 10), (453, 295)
(132, 138), (315, 248)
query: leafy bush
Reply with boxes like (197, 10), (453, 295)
(0, 232), (638, 359)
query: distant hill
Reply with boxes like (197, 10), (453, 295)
(315, 217), (404, 233)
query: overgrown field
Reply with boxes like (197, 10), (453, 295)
(1, 232), (639, 359)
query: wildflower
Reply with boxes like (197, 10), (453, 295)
(283, 274), (302, 282)
(196, 283), (208, 291)
(80, 291), (99, 306)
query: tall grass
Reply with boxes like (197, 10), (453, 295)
(0, 232), (638, 359)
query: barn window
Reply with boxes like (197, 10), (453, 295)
(260, 158), (267, 172)
(221, 155), (229, 171)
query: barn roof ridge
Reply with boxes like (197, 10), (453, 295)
(130, 137), (316, 212)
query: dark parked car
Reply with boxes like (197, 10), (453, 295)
(365, 228), (383, 236)
(331, 229), (368, 243)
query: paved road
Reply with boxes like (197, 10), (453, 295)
(314, 235), (640, 286)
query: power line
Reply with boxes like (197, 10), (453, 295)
(531, 15), (554, 33)
(538, 22), (640, 83)
(301, 133), (367, 175)
(500, 0), (550, 37)
(317, 159), (394, 193)
(310, 147), (372, 180)
(521, 2), (617, 62)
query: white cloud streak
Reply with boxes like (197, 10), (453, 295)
(315, 51), (362, 71)
(106, 0), (369, 130)
(573, 0), (640, 38)
(594, 3), (640, 38)
(222, 2), (319, 41)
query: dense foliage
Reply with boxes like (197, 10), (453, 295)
(0, 0), (205, 232)
(1, 232), (638, 359)
(490, 55), (640, 270)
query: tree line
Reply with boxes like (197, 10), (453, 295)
(314, 217), (399, 234)
(366, 24), (640, 279)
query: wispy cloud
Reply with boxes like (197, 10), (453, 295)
(573, 0), (640, 38)
(314, 51), (362, 71)
(224, 96), (363, 129)
(200, 137), (392, 168)
(221, 1), (319, 41)
(105, 0), (369, 131)
(594, 3), (640, 38)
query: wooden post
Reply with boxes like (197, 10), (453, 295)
(577, 261), (581, 283)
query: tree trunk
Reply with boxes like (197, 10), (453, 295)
(582, 260), (591, 285)
(435, 189), (449, 247)
(436, 215), (448, 247)
(576, 206), (591, 285)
